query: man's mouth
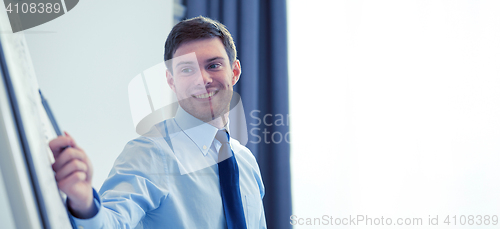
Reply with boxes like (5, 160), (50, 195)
(192, 90), (218, 99)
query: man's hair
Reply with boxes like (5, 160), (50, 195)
(164, 16), (237, 73)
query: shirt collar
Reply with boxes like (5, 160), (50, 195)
(174, 106), (230, 155)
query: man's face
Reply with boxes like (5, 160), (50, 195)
(166, 37), (241, 122)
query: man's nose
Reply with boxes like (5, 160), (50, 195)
(199, 69), (213, 86)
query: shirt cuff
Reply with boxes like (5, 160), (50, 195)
(69, 188), (105, 229)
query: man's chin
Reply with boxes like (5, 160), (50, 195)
(179, 97), (230, 121)
(185, 107), (229, 123)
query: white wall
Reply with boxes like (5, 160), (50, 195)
(24, 0), (174, 190)
(289, 0), (500, 228)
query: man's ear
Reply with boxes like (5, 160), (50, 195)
(166, 69), (176, 93)
(231, 59), (241, 86)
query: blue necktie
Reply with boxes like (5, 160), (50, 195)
(216, 129), (247, 229)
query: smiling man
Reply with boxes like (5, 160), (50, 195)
(49, 16), (266, 228)
(167, 37), (238, 126)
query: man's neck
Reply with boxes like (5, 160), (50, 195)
(207, 112), (229, 129)
(177, 105), (230, 129)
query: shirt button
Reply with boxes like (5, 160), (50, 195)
(78, 226), (84, 229)
(203, 145), (207, 150)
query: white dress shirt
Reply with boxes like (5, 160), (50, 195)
(72, 106), (266, 228)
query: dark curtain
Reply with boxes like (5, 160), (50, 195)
(184, 0), (292, 228)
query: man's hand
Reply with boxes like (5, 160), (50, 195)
(49, 132), (97, 219)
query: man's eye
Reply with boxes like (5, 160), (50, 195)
(181, 68), (193, 73)
(208, 63), (221, 69)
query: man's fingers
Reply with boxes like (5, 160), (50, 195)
(64, 131), (72, 138)
(49, 136), (76, 158)
(55, 159), (88, 182)
(52, 147), (86, 172)
(57, 172), (87, 191)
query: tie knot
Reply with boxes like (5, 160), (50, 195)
(215, 129), (230, 144)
